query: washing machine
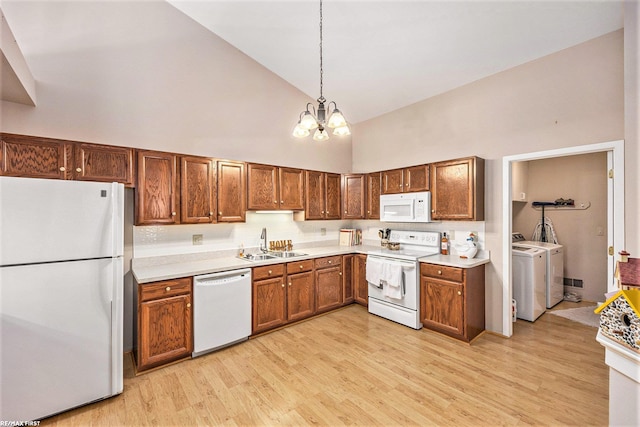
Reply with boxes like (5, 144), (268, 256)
(512, 232), (564, 308)
(512, 245), (546, 322)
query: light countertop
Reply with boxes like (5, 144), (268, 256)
(132, 244), (490, 284)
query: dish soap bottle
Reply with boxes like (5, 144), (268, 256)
(441, 232), (449, 255)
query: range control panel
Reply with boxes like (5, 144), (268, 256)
(388, 230), (441, 249)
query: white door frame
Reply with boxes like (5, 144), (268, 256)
(502, 140), (625, 337)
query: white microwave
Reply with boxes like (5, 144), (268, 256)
(380, 191), (432, 223)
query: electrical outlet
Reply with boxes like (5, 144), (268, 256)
(192, 234), (203, 245)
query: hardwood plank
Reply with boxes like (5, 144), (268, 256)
(41, 304), (608, 426)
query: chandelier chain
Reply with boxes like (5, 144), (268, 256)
(319, 0), (323, 100)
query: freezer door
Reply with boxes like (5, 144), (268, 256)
(0, 177), (124, 265)
(0, 257), (123, 421)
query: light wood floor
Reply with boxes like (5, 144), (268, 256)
(43, 303), (607, 426)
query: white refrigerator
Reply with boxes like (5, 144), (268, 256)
(0, 176), (124, 421)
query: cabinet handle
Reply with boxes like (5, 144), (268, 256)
(457, 291), (462, 296)
(339, 272), (342, 276)
(437, 270), (442, 275)
(321, 211), (325, 214)
(280, 200), (284, 204)
(399, 184), (402, 188)
(219, 211), (222, 215)
(59, 166), (66, 172)
(268, 270), (272, 275)
(166, 286), (171, 291)
(431, 209), (435, 213)
(405, 183), (409, 187)
(288, 282), (292, 287)
(171, 212), (176, 216)
(187, 303), (191, 308)
(274, 200), (278, 204)
(328, 260), (332, 264)
(209, 211), (213, 216)
(282, 283), (285, 288)
(300, 265), (303, 269)
(76, 167), (82, 173)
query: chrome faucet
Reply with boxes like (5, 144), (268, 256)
(259, 227), (267, 252)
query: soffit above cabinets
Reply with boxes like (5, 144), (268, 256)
(0, 10), (36, 106)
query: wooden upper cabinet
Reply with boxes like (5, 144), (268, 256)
(1, 133), (134, 186)
(404, 164), (429, 192)
(366, 172), (381, 219)
(247, 164), (304, 211)
(381, 168), (403, 194)
(342, 174), (365, 219)
(430, 156), (485, 221)
(325, 173), (342, 220)
(180, 156), (216, 224)
(136, 150), (179, 225)
(278, 167), (305, 210)
(74, 143), (134, 186)
(217, 160), (246, 222)
(304, 170), (325, 220)
(381, 164), (429, 194)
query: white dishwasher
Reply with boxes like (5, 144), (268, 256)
(193, 268), (252, 357)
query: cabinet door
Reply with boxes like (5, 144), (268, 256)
(181, 156), (216, 224)
(404, 164), (429, 193)
(325, 173), (342, 220)
(354, 254), (368, 306)
(247, 163), (278, 210)
(342, 254), (354, 304)
(74, 143), (134, 186)
(138, 293), (192, 371)
(1, 133), (70, 179)
(430, 157), (484, 221)
(279, 167), (305, 210)
(366, 172), (381, 219)
(381, 169), (403, 194)
(217, 160), (246, 222)
(305, 170), (325, 220)
(420, 277), (464, 337)
(315, 266), (343, 313)
(252, 277), (286, 334)
(136, 150), (179, 225)
(342, 174), (365, 219)
(287, 271), (315, 322)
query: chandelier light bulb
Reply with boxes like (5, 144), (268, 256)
(332, 125), (351, 136)
(327, 109), (347, 128)
(313, 128), (330, 141)
(299, 111), (319, 130)
(292, 124), (311, 138)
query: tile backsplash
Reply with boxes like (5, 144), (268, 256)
(134, 212), (486, 259)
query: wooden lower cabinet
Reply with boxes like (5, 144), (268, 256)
(252, 265), (287, 334)
(354, 254), (368, 306)
(287, 260), (315, 322)
(420, 263), (485, 342)
(315, 256), (343, 313)
(342, 254), (355, 303)
(136, 277), (193, 372)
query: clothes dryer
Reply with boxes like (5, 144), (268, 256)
(512, 232), (564, 308)
(512, 245), (546, 322)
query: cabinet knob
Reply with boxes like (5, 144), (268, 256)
(288, 282), (292, 287)
(300, 265), (303, 269)
(431, 209), (435, 213)
(76, 167), (82, 173)
(339, 272), (342, 276)
(274, 200), (278, 204)
(219, 211), (222, 215)
(187, 303), (191, 308)
(280, 200), (284, 204)
(321, 211), (325, 214)
(282, 283), (285, 288)
(59, 166), (66, 172)
(166, 286), (171, 291)
(171, 212), (176, 216)
(399, 184), (402, 188)
(209, 211), (213, 216)
(437, 270), (442, 275)
(457, 291), (462, 296)
(405, 183), (409, 187)
(328, 260), (332, 264)
(268, 270), (272, 275)
(344, 211), (347, 214)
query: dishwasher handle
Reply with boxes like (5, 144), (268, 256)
(194, 269), (252, 286)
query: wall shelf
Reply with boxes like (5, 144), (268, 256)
(532, 201), (591, 211)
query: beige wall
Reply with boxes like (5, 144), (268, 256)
(0, 1), (352, 173)
(512, 153), (608, 303)
(353, 30), (624, 334)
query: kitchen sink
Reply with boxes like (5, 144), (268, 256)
(240, 253), (278, 261)
(271, 251), (308, 258)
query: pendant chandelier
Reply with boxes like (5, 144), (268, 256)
(292, 0), (350, 141)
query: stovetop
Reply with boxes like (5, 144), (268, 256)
(368, 230), (441, 261)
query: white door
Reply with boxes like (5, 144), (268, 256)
(0, 257), (122, 421)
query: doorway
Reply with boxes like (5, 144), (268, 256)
(502, 140), (624, 337)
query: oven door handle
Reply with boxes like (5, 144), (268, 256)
(368, 257), (417, 269)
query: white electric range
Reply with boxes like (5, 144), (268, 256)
(366, 230), (441, 329)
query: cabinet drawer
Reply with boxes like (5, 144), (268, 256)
(253, 264), (285, 281)
(315, 256), (341, 269)
(139, 277), (192, 302)
(420, 263), (464, 282)
(287, 259), (314, 274)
